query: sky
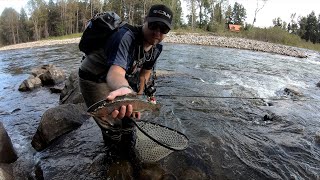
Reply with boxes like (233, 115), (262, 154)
(1, 0), (320, 28)
(228, 0), (320, 27)
(0, 0), (28, 14)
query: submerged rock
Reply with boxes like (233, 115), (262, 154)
(283, 85), (304, 99)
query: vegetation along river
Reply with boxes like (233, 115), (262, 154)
(0, 42), (320, 179)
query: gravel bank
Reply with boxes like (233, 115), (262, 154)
(0, 33), (307, 58)
(0, 38), (81, 51)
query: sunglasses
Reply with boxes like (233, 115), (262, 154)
(148, 22), (170, 34)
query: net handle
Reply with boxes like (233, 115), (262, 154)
(130, 119), (189, 151)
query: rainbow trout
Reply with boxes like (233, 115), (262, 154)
(87, 95), (160, 126)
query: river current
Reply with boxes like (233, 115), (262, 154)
(0, 43), (320, 179)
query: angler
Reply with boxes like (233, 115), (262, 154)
(78, 4), (173, 148)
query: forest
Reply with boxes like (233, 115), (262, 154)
(0, 0), (320, 49)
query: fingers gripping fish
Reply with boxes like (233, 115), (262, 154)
(87, 95), (161, 127)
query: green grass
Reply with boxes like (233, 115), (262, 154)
(239, 27), (320, 52)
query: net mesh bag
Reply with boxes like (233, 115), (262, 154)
(87, 99), (189, 163)
(134, 120), (189, 163)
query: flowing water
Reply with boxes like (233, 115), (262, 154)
(0, 43), (320, 179)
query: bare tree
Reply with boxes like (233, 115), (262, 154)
(27, 0), (47, 40)
(208, 0), (217, 26)
(186, 0), (197, 30)
(252, 0), (267, 27)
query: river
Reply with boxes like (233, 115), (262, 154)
(0, 43), (320, 179)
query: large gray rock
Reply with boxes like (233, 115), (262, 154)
(31, 64), (53, 77)
(18, 75), (42, 91)
(60, 70), (84, 104)
(0, 164), (14, 180)
(18, 64), (66, 91)
(39, 67), (65, 85)
(31, 103), (89, 151)
(0, 122), (18, 163)
(49, 83), (65, 93)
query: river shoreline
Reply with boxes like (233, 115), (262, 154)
(0, 33), (307, 58)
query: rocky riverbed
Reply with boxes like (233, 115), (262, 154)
(0, 33), (308, 58)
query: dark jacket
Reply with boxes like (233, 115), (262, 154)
(79, 25), (162, 88)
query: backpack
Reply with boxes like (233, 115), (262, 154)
(79, 12), (157, 97)
(79, 12), (125, 54)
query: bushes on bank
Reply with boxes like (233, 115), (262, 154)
(174, 25), (320, 52)
(239, 27), (320, 51)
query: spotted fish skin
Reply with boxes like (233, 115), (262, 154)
(87, 96), (161, 120)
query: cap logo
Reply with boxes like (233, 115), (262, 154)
(153, 10), (171, 19)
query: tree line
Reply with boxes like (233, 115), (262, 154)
(272, 11), (320, 44)
(0, 0), (183, 45)
(0, 0), (320, 46)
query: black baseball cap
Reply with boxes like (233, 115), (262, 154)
(146, 4), (173, 29)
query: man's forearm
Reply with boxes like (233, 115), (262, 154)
(107, 65), (130, 90)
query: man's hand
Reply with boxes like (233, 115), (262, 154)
(106, 65), (141, 121)
(106, 87), (141, 120)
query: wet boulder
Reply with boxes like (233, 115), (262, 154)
(18, 75), (42, 91)
(31, 64), (53, 77)
(38, 67), (65, 85)
(31, 103), (89, 151)
(0, 122), (18, 163)
(49, 83), (65, 93)
(0, 164), (14, 180)
(60, 70), (84, 104)
(19, 64), (66, 91)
